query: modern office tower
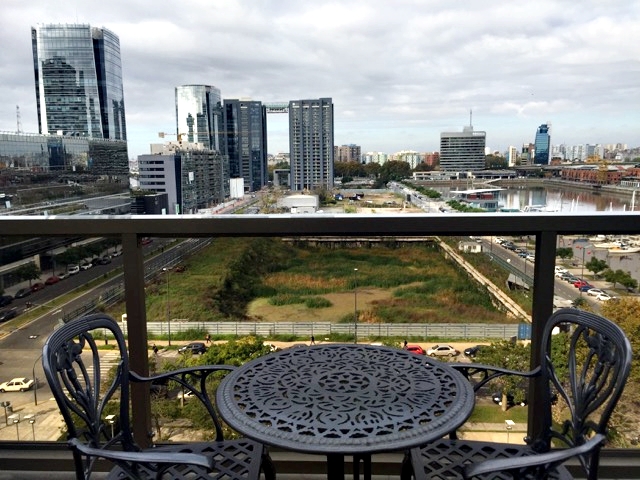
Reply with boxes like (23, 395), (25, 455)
(508, 146), (518, 167)
(32, 24), (127, 141)
(289, 98), (334, 191)
(439, 125), (486, 172)
(534, 124), (551, 165)
(334, 144), (361, 163)
(175, 85), (223, 151)
(138, 143), (229, 214)
(222, 99), (268, 192)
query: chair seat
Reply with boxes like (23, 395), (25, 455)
(108, 439), (265, 480)
(408, 439), (572, 480)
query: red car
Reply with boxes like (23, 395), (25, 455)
(44, 275), (61, 285)
(405, 345), (426, 355)
(30, 282), (45, 292)
(573, 280), (591, 289)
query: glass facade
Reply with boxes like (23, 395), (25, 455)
(439, 127), (486, 172)
(175, 85), (222, 151)
(223, 99), (268, 192)
(32, 24), (127, 141)
(289, 98), (334, 191)
(0, 132), (128, 175)
(534, 124), (551, 165)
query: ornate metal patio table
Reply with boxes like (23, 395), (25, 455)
(217, 343), (475, 480)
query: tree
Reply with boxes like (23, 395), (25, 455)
(485, 154), (507, 169)
(585, 257), (608, 278)
(475, 340), (531, 411)
(15, 263), (41, 286)
(556, 247), (573, 260)
(378, 160), (412, 183)
(603, 269), (637, 290)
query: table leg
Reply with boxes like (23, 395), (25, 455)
(353, 454), (372, 480)
(327, 454), (345, 480)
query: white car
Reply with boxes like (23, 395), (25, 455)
(67, 264), (80, 275)
(554, 266), (568, 274)
(596, 293), (614, 301)
(426, 344), (459, 357)
(0, 377), (35, 392)
(586, 288), (605, 297)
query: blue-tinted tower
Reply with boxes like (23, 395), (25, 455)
(534, 124), (550, 165)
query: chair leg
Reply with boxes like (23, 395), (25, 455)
(261, 451), (276, 480)
(400, 452), (414, 480)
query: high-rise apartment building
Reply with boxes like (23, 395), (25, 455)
(439, 126), (486, 171)
(32, 24), (127, 141)
(289, 98), (334, 191)
(175, 85), (223, 151)
(507, 146), (518, 167)
(334, 144), (361, 163)
(223, 99), (268, 192)
(534, 124), (551, 165)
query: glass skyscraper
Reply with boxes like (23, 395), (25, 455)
(289, 98), (334, 191)
(223, 99), (268, 192)
(175, 85), (223, 151)
(534, 124), (551, 165)
(31, 24), (127, 141)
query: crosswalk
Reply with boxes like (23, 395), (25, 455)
(85, 351), (121, 381)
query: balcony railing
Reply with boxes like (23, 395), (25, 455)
(1, 211), (638, 478)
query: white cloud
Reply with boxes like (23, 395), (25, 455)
(1, 0), (639, 158)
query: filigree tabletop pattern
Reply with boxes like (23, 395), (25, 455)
(217, 344), (475, 454)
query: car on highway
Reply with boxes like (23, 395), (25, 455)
(0, 308), (19, 322)
(30, 282), (45, 293)
(405, 345), (425, 355)
(44, 275), (61, 285)
(14, 287), (31, 299)
(178, 342), (208, 355)
(426, 344), (459, 357)
(0, 295), (13, 307)
(463, 345), (481, 358)
(0, 377), (34, 392)
(586, 288), (605, 297)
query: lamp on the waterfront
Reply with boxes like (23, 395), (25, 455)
(353, 268), (358, 344)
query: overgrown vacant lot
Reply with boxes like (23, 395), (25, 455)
(137, 237), (513, 324)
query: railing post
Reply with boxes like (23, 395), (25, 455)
(528, 230), (557, 446)
(122, 233), (152, 448)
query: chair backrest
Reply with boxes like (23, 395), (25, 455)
(539, 308), (632, 478)
(42, 314), (137, 478)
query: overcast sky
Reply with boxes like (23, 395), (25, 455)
(1, 0), (639, 159)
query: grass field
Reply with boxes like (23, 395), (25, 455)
(109, 237), (517, 325)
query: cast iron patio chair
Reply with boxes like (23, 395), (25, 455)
(42, 313), (274, 480)
(403, 307), (632, 480)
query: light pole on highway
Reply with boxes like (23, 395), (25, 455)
(162, 267), (171, 346)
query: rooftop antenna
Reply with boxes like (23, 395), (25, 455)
(16, 105), (22, 134)
(469, 109), (473, 128)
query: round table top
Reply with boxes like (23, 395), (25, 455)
(217, 343), (475, 454)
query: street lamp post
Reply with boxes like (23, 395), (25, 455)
(8, 414), (20, 441)
(162, 267), (171, 346)
(353, 268), (358, 344)
(32, 353), (43, 406)
(24, 414), (35, 440)
(505, 419), (514, 443)
(105, 414), (116, 438)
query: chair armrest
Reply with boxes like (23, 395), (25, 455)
(463, 434), (605, 479)
(69, 438), (214, 470)
(449, 363), (541, 392)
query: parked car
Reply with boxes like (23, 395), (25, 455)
(554, 266), (568, 274)
(80, 261), (93, 271)
(0, 308), (19, 322)
(56, 272), (68, 280)
(405, 345), (425, 355)
(44, 275), (61, 285)
(596, 293), (615, 301)
(14, 287), (31, 299)
(426, 344), (459, 357)
(491, 392), (527, 407)
(463, 345), (481, 358)
(586, 288), (606, 297)
(111, 250), (122, 257)
(0, 295), (13, 307)
(98, 255), (112, 265)
(67, 265), (80, 275)
(0, 377), (34, 392)
(578, 284), (593, 292)
(177, 342), (207, 355)
(573, 280), (591, 289)
(30, 282), (45, 293)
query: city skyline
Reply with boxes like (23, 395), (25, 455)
(1, 1), (639, 159)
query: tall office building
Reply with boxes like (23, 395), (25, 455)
(289, 98), (334, 191)
(175, 85), (223, 151)
(534, 124), (551, 165)
(32, 24), (127, 141)
(439, 125), (486, 172)
(223, 99), (268, 192)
